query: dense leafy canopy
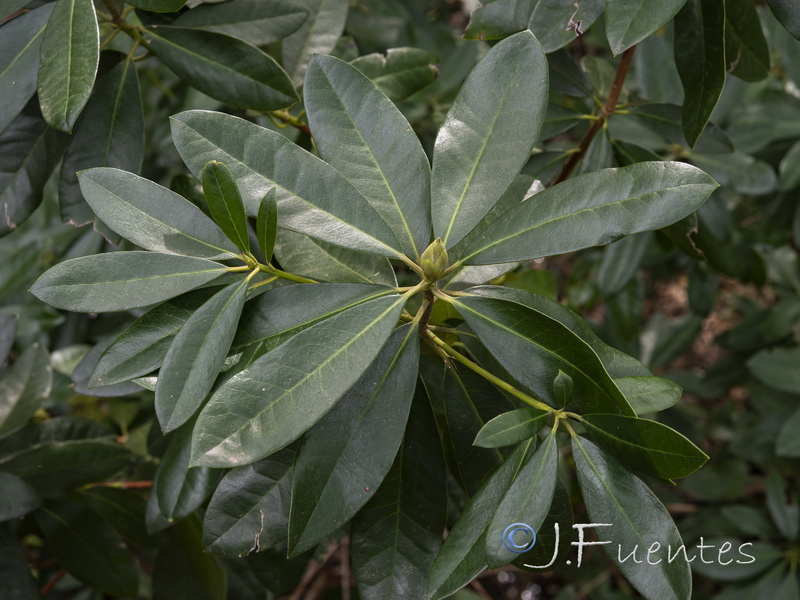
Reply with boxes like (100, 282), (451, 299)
(1, 0), (798, 598)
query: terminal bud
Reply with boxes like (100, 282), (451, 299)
(420, 238), (449, 281)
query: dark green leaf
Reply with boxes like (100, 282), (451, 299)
(153, 516), (227, 600)
(191, 293), (407, 467)
(597, 233), (651, 296)
(79, 168), (239, 259)
(690, 539), (784, 581)
(81, 486), (161, 547)
(125, 0), (186, 12)
(0, 102), (69, 237)
(474, 408), (549, 448)
(274, 229), (397, 285)
(675, 0), (726, 147)
(777, 408), (800, 457)
(432, 31), (548, 248)
(36, 500), (138, 596)
(171, 111), (405, 258)
(289, 324), (419, 555)
(0, 438), (131, 496)
(606, 0), (686, 56)
(0, 472), (40, 520)
(148, 26), (297, 112)
(72, 340), (141, 398)
(572, 436), (692, 600)
(464, 0), (535, 39)
(0, 3), (53, 134)
(553, 370), (573, 408)
(232, 282), (393, 355)
(766, 471), (799, 540)
(514, 475), (573, 571)
(485, 429), (558, 567)
(203, 446), (295, 557)
(201, 161), (251, 253)
(90, 287), (219, 387)
(0, 531), (39, 599)
(451, 295), (635, 415)
(767, 0), (800, 39)
(747, 347), (800, 394)
(60, 58), (144, 227)
(37, 0), (99, 132)
(281, 0), (348, 85)
(630, 103), (734, 154)
(581, 413), (708, 480)
(305, 55), (431, 260)
(0, 315), (15, 365)
(156, 279), (248, 432)
(528, 0), (604, 52)
(257, 188), (278, 264)
(725, 0), (771, 82)
(779, 140), (800, 190)
(245, 544), (311, 594)
(0, 343), (51, 436)
(460, 286), (651, 377)
(459, 162), (718, 265)
(443, 369), (514, 494)
(351, 47), (439, 102)
(149, 422), (220, 531)
(351, 387), (447, 600)
(31, 251), (229, 312)
(173, 0), (308, 45)
(426, 440), (535, 600)
(614, 376), (682, 414)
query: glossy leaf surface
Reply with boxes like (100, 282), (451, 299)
(431, 31), (548, 248)
(452, 295), (635, 415)
(37, 0), (99, 132)
(305, 55), (431, 259)
(79, 168), (238, 259)
(581, 413), (708, 480)
(573, 437), (692, 600)
(288, 324), (419, 555)
(191, 294), (407, 467)
(31, 252), (228, 312)
(156, 279), (248, 432)
(171, 110), (404, 258)
(149, 26), (298, 111)
(460, 162), (718, 265)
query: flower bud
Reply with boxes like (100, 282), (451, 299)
(420, 238), (449, 281)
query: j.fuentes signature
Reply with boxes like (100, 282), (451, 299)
(502, 522), (756, 568)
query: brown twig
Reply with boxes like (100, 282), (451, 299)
(340, 538), (351, 600)
(550, 46), (637, 186)
(470, 577), (494, 600)
(40, 568), (67, 595)
(282, 541), (341, 600)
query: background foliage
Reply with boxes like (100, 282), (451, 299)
(1, 0), (799, 598)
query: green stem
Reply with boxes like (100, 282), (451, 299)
(257, 263), (317, 284)
(249, 275), (279, 291)
(270, 110), (311, 135)
(425, 330), (553, 413)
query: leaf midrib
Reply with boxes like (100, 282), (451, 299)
(316, 63), (421, 259)
(440, 56), (520, 246)
(573, 437), (681, 595)
(162, 280), (247, 429)
(454, 298), (626, 410)
(463, 180), (709, 262)
(174, 117), (404, 259)
(86, 177), (236, 258)
(292, 325), (416, 550)
(202, 295), (405, 458)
